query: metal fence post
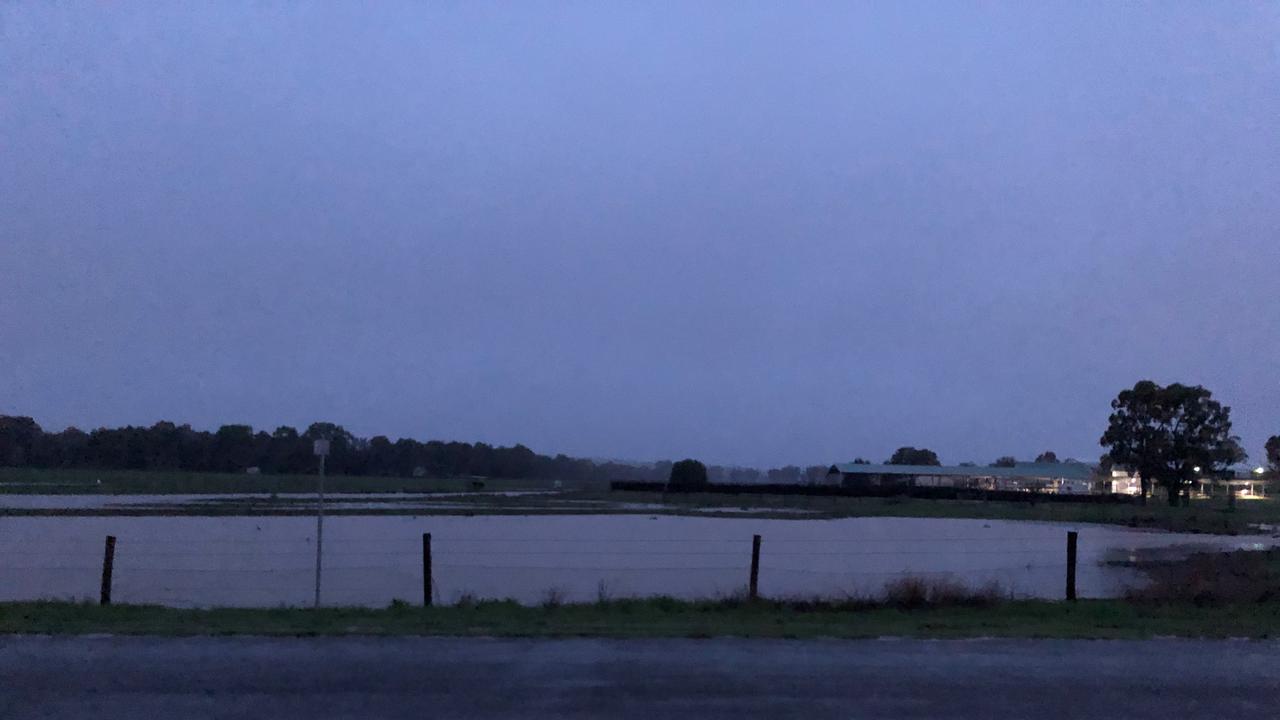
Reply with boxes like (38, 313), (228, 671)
(1066, 531), (1078, 601)
(423, 532), (433, 607)
(749, 534), (761, 601)
(100, 535), (116, 606)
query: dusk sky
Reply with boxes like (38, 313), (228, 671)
(2, 3), (1278, 468)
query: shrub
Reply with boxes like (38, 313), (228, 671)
(1127, 550), (1280, 604)
(541, 587), (566, 609)
(882, 576), (1003, 608)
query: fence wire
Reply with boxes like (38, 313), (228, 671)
(0, 529), (1090, 607)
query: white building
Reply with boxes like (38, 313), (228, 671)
(826, 461), (1099, 494)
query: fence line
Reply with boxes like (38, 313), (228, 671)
(762, 564), (1068, 576)
(2, 530), (1085, 608)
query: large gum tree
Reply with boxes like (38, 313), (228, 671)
(1100, 381), (1246, 505)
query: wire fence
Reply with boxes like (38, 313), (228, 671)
(0, 529), (1089, 607)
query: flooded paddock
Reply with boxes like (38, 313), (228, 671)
(2, 514), (1273, 607)
(0, 493), (814, 515)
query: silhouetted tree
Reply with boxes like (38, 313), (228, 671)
(668, 459), (709, 489)
(143, 421), (183, 470)
(55, 427), (89, 467)
(304, 422), (357, 474)
(886, 447), (940, 466)
(1266, 436), (1280, 474)
(212, 424), (256, 472)
(1034, 451), (1058, 464)
(991, 456), (1018, 468)
(493, 444), (537, 479)
(1098, 453), (1115, 476)
(1100, 381), (1246, 505)
(365, 436), (395, 476)
(0, 416), (42, 466)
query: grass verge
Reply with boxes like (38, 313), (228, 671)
(4, 598), (1280, 639)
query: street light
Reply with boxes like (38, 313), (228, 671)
(1255, 467), (1266, 476)
(313, 438), (330, 609)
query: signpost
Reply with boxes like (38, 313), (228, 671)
(313, 438), (330, 608)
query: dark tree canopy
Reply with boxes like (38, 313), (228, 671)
(1100, 380), (1246, 505)
(886, 447), (940, 466)
(990, 456), (1018, 468)
(0, 416), (43, 466)
(1266, 435), (1280, 473)
(1098, 453), (1115, 476)
(1034, 451), (1059, 464)
(851, 457), (871, 465)
(668, 458), (709, 489)
(0, 415), (702, 486)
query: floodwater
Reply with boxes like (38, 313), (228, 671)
(0, 493), (820, 515)
(2, 514), (1274, 607)
(0, 492), (551, 511)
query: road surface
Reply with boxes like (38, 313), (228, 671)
(3, 636), (1278, 719)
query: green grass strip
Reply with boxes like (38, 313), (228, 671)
(4, 599), (1279, 639)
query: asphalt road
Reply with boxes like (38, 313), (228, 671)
(3, 636), (1278, 719)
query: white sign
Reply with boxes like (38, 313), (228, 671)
(313, 439), (330, 457)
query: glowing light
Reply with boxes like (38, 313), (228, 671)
(1193, 466), (1201, 473)
(1255, 467), (1267, 475)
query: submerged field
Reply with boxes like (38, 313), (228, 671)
(3, 467), (1278, 536)
(5, 467), (1279, 636)
(2, 513), (1274, 607)
(0, 466), (564, 496)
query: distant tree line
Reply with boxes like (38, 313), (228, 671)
(0, 415), (603, 480)
(0, 415), (828, 485)
(7, 383), (1267, 495)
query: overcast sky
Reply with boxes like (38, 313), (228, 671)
(2, 2), (1278, 468)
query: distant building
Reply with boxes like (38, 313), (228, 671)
(1106, 468), (1270, 498)
(825, 461), (1098, 494)
(1196, 468), (1270, 499)
(1106, 469), (1141, 495)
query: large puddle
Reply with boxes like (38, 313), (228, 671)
(0, 492), (821, 515)
(2, 515), (1273, 607)
(0, 492), (554, 511)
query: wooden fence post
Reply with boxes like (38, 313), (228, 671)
(749, 534), (761, 601)
(1065, 531), (1078, 602)
(100, 535), (116, 606)
(423, 532), (433, 607)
